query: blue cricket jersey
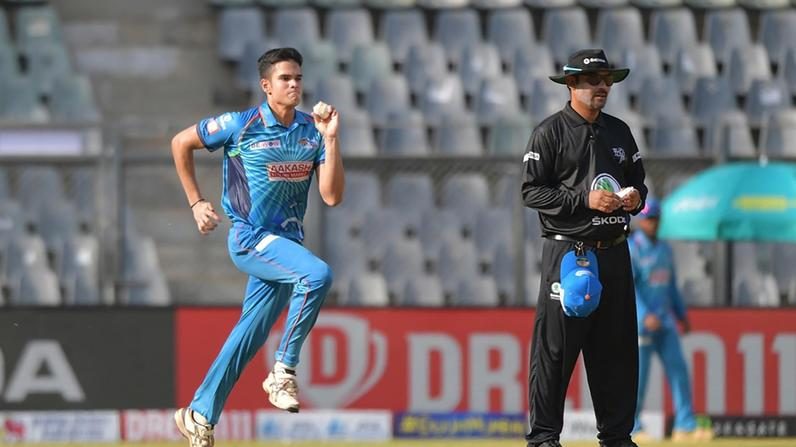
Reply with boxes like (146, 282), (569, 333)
(197, 102), (325, 246)
(628, 230), (687, 335)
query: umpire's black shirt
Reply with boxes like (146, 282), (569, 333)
(521, 102), (648, 240)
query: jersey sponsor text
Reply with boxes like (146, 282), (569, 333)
(267, 161), (314, 182)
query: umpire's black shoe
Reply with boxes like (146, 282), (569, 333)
(599, 440), (639, 447)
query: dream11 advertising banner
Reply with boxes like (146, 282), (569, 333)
(175, 308), (796, 423)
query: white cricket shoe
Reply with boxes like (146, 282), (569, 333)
(174, 407), (214, 447)
(263, 363), (300, 413)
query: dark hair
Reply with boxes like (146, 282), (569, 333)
(257, 47), (303, 79)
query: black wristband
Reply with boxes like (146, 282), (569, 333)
(190, 198), (206, 209)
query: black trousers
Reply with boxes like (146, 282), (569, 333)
(526, 238), (638, 446)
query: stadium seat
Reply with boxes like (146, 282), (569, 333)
(381, 9), (428, 65)
(744, 79), (790, 127)
(0, 199), (29, 241)
(734, 273), (780, 307)
(473, 0), (523, 7)
(760, 109), (796, 156)
(59, 235), (100, 305)
(681, 277), (715, 306)
(325, 8), (374, 65)
(0, 42), (19, 79)
(486, 113), (533, 156)
(365, 0), (417, 6)
(704, 8), (752, 67)
(649, 8), (697, 66)
(738, 0), (789, 8)
(690, 76), (737, 126)
(122, 235), (170, 306)
(525, 271), (542, 306)
(216, 7), (265, 63)
(432, 112), (484, 156)
(418, 0), (470, 8)
(344, 273), (389, 306)
(582, 0), (629, 7)
(50, 75), (100, 123)
(259, 0), (307, 5)
(208, 0), (255, 5)
(235, 40), (272, 91)
(673, 44), (717, 95)
(494, 174), (520, 209)
(404, 43), (448, 96)
(727, 45), (772, 95)
(338, 109), (377, 156)
(299, 41), (338, 95)
(704, 111), (757, 157)
(15, 6), (62, 54)
(336, 172), (381, 213)
(523, 78), (569, 124)
(491, 242), (518, 303)
(524, 208), (543, 242)
(486, 8), (534, 64)
(313, 74), (357, 115)
(420, 73), (466, 126)
(17, 166), (64, 210)
(604, 81), (631, 113)
(758, 10), (796, 67)
(361, 208), (417, 262)
(474, 75), (522, 125)
(459, 43), (502, 97)
(542, 8), (591, 65)
(401, 274), (445, 307)
(638, 76), (686, 120)
(12, 265), (61, 306)
(380, 109), (430, 156)
(525, 0), (575, 8)
(649, 118), (700, 156)
(4, 234), (49, 280)
(0, 9), (9, 43)
(782, 49), (796, 96)
(273, 8), (320, 50)
(419, 208), (468, 260)
(349, 43), (392, 94)
(35, 200), (80, 252)
(0, 168), (8, 200)
(684, 0), (734, 6)
(595, 7), (645, 63)
(437, 238), (480, 295)
(433, 8), (482, 67)
(474, 207), (513, 260)
(381, 239), (425, 296)
(0, 75), (49, 123)
(386, 173), (435, 211)
(440, 173), (491, 212)
(618, 45), (663, 97)
(365, 74), (410, 127)
(513, 44), (555, 97)
(456, 276), (500, 306)
(772, 244), (796, 292)
(323, 216), (368, 278)
(312, 0), (360, 6)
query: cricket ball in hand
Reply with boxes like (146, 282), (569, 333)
(313, 101), (332, 120)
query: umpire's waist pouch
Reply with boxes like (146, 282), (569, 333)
(559, 249), (603, 317)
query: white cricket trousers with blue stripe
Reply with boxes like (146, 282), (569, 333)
(189, 228), (333, 424)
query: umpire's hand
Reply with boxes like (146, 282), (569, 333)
(588, 190), (622, 213)
(192, 200), (221, 235)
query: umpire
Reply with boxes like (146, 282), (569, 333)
(522, 49), (648, 447)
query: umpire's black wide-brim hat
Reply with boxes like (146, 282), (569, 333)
(549, 49), (630, 85)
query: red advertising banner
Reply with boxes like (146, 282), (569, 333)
(175, 308), (796, 415)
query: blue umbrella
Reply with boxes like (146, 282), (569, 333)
(658, 161), (796, 241)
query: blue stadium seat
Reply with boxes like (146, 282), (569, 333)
(17, 166), (64, 210)
(50, 75), (100, 123)
(487, 113), (533, 156)
(474, 207), (513, 260)
(760, 109), (796, 156)
(618, 45), (663, 97)
(745, 79), (790, 126)
(420, 73), (466, 126)
(440, 173), (490, 212)
(381, 239), (425, 297)
(542, 8), (591, 65)
(437, 238), (480, 296)
(217, 7), (265, 63)
(13, 265), (61, 306)
(595, 7), (645, 63)
(15, 6), (62, 54)
(649, 118), (700, 156)
(380, 110), (430, 156)
(381, 9), (428, 65)
(433, 8), (482, 67)
(690, 76), (737, 126)
(650, 8), (698, 67)
(401, 274), (445, 307)
(727, 45), (772, 95)
(386, 173), (435, 211)
(365, 74), (411, 127)
(474, 75), (522, 125)
(313, 74), (357, 115)
(338, 109), (377, 156)
(299, 41), (338, 95)
(513, 44), (555, 97)
(0, 42), (19, 79)
(0, 75), (49, 123)
(455, 276), (499, 306)
(704, 8), (751, 66)
(638, 76), (685, 120)
(758, 10), (796, 67)
(704, 111), (756, 157)
(349, 43), (392, 94)
(673, 44), (717, 95)
(325, 8), (374, 65)
(361, 208), (416, 263)
(433, 112), (484, 156)
(344, 273), (389, 306)
(459, 43), (502, 97)
(336, 172), (381, 213)
(523, 78), (569, 124)
(273, 8), (319, 49)
(486, 8), (534, 64)
(404, 43), (448, 96)
(782, 49), (796, 96)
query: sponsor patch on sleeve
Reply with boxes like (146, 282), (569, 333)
(523, 151), (540, 163)
(632, 152), (642, 163)
(206, 119), (219, 135)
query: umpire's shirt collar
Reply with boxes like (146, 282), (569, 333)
(562, 101), (606, 129)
